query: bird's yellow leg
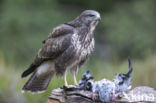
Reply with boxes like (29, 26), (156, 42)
(64, 71), (74, 88)
(64, 71), (68, 87)
(73, 73), (78, 86)
(64, 70), (76, 88)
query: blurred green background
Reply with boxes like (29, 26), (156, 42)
(0, 0), (156, 102)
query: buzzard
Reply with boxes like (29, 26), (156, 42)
(21, 10), (101, 93)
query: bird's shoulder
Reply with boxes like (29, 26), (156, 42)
(49, 24), (75, 38)
(42, 24), (75, 44)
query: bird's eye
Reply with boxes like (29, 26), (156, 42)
(88, 14), (95, 17)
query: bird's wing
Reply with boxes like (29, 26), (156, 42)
(36, 24), (74, 65)
(22, 24), (74, 77)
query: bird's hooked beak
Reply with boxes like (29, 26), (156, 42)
(94, 16), (101, 22)
(92, 16), (101, 25)
(97, 17), (101, 21)
(94, 13), (101, 21)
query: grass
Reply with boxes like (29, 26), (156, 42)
(0, 54), (156, 103)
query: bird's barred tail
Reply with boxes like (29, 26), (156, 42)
(22, 72), (54, 93)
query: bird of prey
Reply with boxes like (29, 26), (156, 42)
(21, 10), (101, 93)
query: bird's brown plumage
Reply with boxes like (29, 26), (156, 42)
(21, 10), (101, 93)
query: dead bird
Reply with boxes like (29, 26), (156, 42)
(113, 57), (133, 93)
(77, 58), (133, 102)
(78, 70), (94, 91)
(78, 71), (116, 102)
(92, 79), (116, 102)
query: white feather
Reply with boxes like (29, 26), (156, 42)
(36, 61), (55, 76)
(71, 33), (81, 52)
(21, 89), (45, 94)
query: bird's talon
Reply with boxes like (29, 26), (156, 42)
(74, 82), (78, 86)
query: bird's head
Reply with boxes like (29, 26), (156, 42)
(79, 10), (101, 26)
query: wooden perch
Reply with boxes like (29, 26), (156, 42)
(48, 86), (156, 103)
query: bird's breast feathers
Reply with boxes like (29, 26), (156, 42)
(71, 32), (95, 62)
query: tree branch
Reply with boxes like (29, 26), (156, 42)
(48, 86), (156, 103)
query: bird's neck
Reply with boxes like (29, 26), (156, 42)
(66, 18), (84, 28)
(66, 18), (97, 43)
(66, 17), (98, 31)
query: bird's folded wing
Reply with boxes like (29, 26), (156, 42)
(33, 24), (75, 65)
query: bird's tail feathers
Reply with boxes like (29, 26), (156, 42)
(21, 64), (36, 78)
(22, 72), (54, 93)
(127, 57), (133, 77)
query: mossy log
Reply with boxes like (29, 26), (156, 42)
(47, 86), (156, 103)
